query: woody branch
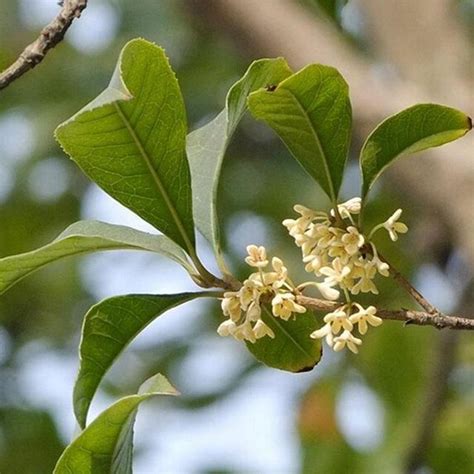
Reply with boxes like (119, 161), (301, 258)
(296, 295), (474, 330)
(0, 0), (88, 91)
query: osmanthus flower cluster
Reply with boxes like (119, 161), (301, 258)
(217, 245), (306, 343)
(218, 198), (409, 353)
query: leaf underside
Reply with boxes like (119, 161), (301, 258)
(187, 58), (292, 270)
(0, 220), (195, 296)
(54, 373), (179, 474)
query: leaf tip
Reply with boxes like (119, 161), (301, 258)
(138, 373), (180, 397)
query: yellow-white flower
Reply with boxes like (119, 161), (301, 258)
(351, 261), (378, 295)
(349, 304), (382, 335)
(341, 226), (365, 255)
(383, 209), (408, 241)
(303, 254), (325, 274)
(323, 306), (353, 333)
(333, 330), (362, 353)
(245, 244), (269, 268)
(306, 223), (337, 248)
(316, 282), (340, 301)
(370, 243), (390, 277)
(282, 218), (307, 238)
(335, 197), (362, 219)
(271, 257), (288, 289)
(221, 292), (241, 322)
(253, 319), (275, 339)
(310, 322), (334, 347)
(217, 319), (238, 337)
(271, 292), (306, 320)
(320, 258), (352, 288)
(233, 321), (257, 343)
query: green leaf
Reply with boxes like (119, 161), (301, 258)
(248, 64), (352, 202)
(54, 373), (179, 474)
(55, 38), (195, 253)
(0, 220), (195, 296)
(187, 58), (292, 271)
(74, 292), (218, 429)
(246, 307), (322, 372)
(360, 104), (472, 198)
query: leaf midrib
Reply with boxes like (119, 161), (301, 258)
(263, 306), (313, 361)
(113, 102), (194, 253)
(284, 90), (336, 203)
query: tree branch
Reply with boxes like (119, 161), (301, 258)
(377, 252), (438, 315)
(0, 0), (88, 91)
(296, 295), (474, 330)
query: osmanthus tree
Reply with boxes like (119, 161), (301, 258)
(0, 38), (472, 472)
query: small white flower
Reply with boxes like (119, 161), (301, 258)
(253, 319), (275, 339)
(283, 217), (308, 238)
(349, 304), (382, 335)
(370, 243), (390, 277)
(331, 197), (362, 219)
(245, 245), (269, 268)
(316, 282), (340, 301)
(351, 261), (378, 295)
(341, 226), (365, 256)
(271, 292), (306, 320)
(271, 257), (288, 288)
(307, 224), (337, 248)
(221, 292), (241, 322)
(217, 319), (237, 337)
(248, 271), (279, 289)
(303, 254), (325, 274)
(383, 209), (408, 241)
(246, 299), (262, 322)
(323, 306), (353, 333)
(294, 204), (317, 217)
(320, 258), (352, 288)
(333, 330), (362, 353)
(233, 321), (256, 343)
(310, 322), (334, 347)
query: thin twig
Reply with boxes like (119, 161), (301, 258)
(372, 251), (437, 314)
(0, 0), (88, 91)
(296, 295), (474, 330)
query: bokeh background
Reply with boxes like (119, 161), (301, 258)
(0, 1), (473, 472)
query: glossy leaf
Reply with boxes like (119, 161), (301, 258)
(246, 307), (322, 372)
(54, 373), (179, 474)
(187, 58), (292, 271)
(0, 220), (196, 296)
(74, 292), (217, 428)
(361, 104), (472, 198)
(248, 64), (352, 202)
(55, 38), (195, 252)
